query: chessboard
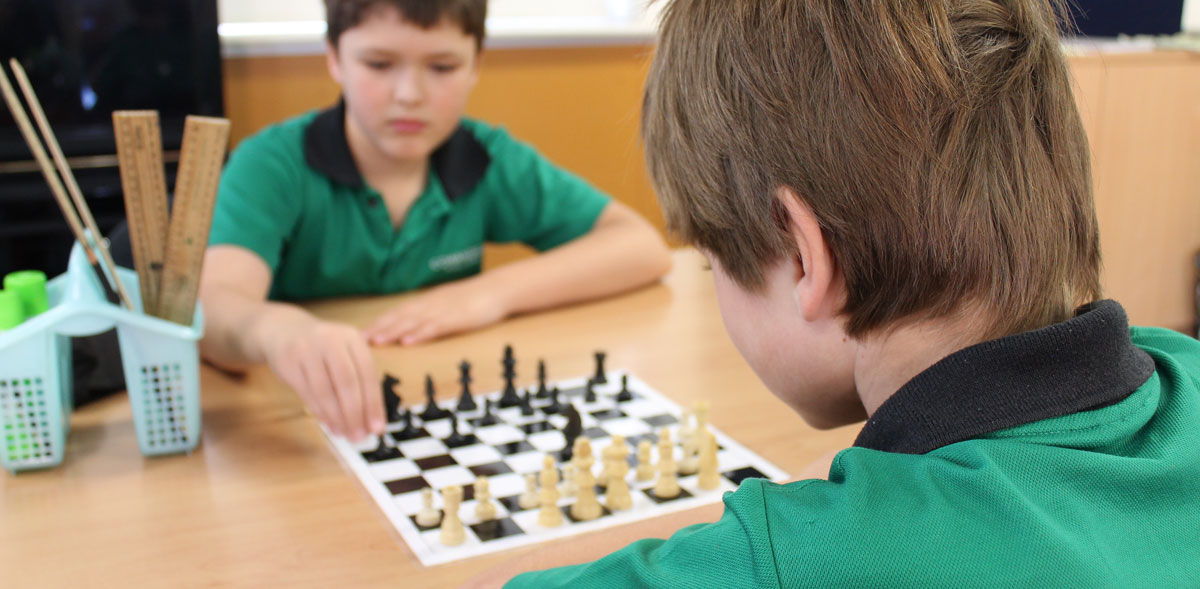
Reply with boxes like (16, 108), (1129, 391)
(323, 349), (789, 567)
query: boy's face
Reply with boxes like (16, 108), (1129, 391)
(706, 253), (864, 429)
(327, 8), (479, 163)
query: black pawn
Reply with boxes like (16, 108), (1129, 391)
(535, 360), (551, 398)
(584, 378), (597, 403)
(394, 408), (419, 441)
(445, 412), (468, 446)
(457, 360), (478, 412)
(520, 388), (535, 416)
(382, 374), (403, 422)
(420, 375), (450, 421)
(366, 434), (393, 461)
(478, 398), (501, 426)
(592, 351), (608, 385)
(559, 405), (583, 462)
(615, 374), (633, 403)
(499, 346), (522, 408)
(543, 387), (563, 414)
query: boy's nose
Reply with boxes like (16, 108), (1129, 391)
(392, 70), (425, 105)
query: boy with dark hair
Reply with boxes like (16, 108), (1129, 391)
(199, 0), (672, 442)
(478, 0), (1200, 585)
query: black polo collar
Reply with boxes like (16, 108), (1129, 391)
(854, 300), (1156, 455)
(303, 100), (491, 201)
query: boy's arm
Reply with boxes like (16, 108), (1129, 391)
(199, 245), (383, 441)
(365, 200), (671, 346)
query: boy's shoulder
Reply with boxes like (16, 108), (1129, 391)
(229, 109), (322, 164)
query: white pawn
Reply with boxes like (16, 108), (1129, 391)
(475, 476), (496, 521)
(518, 472), (540, 510)
(571, 448), (602, 521)
(562, 463), (578, 497)
(697, 431), (721, 491)
(636, 439), (654, 481)
(538, 455), (564, 527)
(415, 487), (441, 527)
(654, 429), (680, 499)
(440, 485), (465, 546)
(606, 448), (633, 511)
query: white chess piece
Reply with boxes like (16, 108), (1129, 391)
(440, 485), (465, 546)
(518, 472), (540, 510)
(415, 487), (441, 527)
(475, 476), (496, 521)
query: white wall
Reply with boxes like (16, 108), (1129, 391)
(1185, 0), (1200, 33)
(217, 0), (643, 24)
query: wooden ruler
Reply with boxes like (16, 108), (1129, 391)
(158, 116), (230, 325)
(113, 111), (169, 315)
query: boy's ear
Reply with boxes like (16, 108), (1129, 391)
(776, 187), (841, 323)
(326, 41), (344, 86)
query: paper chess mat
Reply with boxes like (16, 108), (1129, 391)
(324, 371), (789, 566)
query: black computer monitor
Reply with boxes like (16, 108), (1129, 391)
(1067, 0), (1185, 38)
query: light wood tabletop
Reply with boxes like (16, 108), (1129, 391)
(1, 249), (860, 587)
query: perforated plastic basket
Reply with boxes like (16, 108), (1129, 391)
(0, 242), (204, 473)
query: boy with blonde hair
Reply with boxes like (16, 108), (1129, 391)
(482, 0), (1200, 585)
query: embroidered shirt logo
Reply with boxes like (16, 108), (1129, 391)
(429, 247), (482, 273)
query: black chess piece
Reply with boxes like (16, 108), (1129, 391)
(615, 374), (633, 403)
(445, 411), (468, 446)
(382, 374), (403, 422)
(366, 434), (393, 461)
(584, 378), (597, 403)
(420, 375), (451, 421)
(457, 360), (478, 412)
(543, 387), (563, 414)
(499, 345), (522, 408)
(592, 351), (608, 385)
(478, 398), (501, 426)
(559, 405), (583, 462)
(535, 359), (551, 398)
(520, 388), (535, 416)
(394, 408), (420, 441)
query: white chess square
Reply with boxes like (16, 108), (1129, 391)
(450, 445), (504, 467)
(423, 465), (477, 489)
(393, 488), (438, 515)
(474, 424), (525, 446)
(350, 435), (383, 453)
(506, 451), (549, 474)
(527, 430), (566, 453)
(368, 458), (420, 482)
(600, 417), (652, 438)
(620, 399), (667, 419)
(421, 527), (481, 553)
(716, 448), (748, 472)
(397, 437), (448, 460)
(488, 472), (527, 498)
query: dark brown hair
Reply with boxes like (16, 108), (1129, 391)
(643, 0), (1100, 339)
(325, 0), (487, 50)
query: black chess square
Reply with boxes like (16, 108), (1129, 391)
(494, 440), (536, 456)
(389, 428), (430, 443)
(589, 409), (625, 421)
(470, 462), (514, 477)
(410, 513), (442, 531)
(561, 503), (612, 524)
(643, 414), (679, 427)
(360, 445), (404, 463)
(415, 455), (457, 470)
(624, 433), (659, 451)
(519, 421), (555, 435)
(496, 495), (526, 513)
(723, 466), (768, 486)
(443, 434), (480, 449)
(558, 385), (588, 398)
(385, 476), (430, 495)
(471, 517), (525, 542)
(644, 486), (694, 504)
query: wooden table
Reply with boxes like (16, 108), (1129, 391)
(1, 249), (860, 587)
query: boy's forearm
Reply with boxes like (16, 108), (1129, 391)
(477, 214), (673, 319)
(198, 288), (312, 372)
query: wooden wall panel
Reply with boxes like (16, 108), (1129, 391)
(222, 47), (1200, 331)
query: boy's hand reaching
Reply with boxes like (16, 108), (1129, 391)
(364, 278), (507, 346)
(261, 315), (385, 441)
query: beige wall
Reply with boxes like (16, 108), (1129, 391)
(223, 47), (1200, 332)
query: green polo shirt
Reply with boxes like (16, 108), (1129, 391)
(210, 102), (610, 301)
(509, 300), (1200, 587)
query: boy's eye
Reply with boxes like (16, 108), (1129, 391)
(364, 60), (391, 71)
(431, 63), (460, 74)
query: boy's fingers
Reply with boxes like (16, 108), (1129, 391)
(326, 344), (366, 441)
(402, 323), (442, 346)
(370, 317), (418, 345)
(348, 340), (384, 433)
(301, 357), (346, 437)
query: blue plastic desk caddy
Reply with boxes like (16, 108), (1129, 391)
(0, 240), (204, 473)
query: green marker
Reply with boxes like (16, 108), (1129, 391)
(0, 290), (22, 330)
(4, 270), (49, 318)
